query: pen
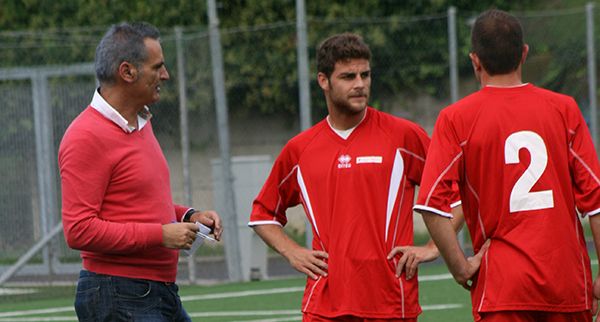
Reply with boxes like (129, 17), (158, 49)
(197, 231), (217, 242)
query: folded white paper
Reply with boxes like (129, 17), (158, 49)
(183, 222), (213, 256)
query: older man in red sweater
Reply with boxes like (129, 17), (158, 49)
(59, 22), (222, 322)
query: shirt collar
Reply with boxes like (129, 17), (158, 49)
(484, 83), (529, 89)
(90, 88), (152, 133)
(326, 108), (368, 140)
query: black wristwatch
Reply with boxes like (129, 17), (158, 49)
(182, 208), (196, 222)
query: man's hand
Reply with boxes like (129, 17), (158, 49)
(162, 223), (199, 249)
(252, 224), (328, 280)
(455, 239), (490, 290)
(592, 275), (600, 321)
(282, 245), (329, 280)
(387, 242), (439, 280)
(190, 210), (223, 241)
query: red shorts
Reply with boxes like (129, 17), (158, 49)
(303, 312), (416, 322)
(478, 310), (592, 322)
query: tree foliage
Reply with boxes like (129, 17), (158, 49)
(0, 0), (583, 121)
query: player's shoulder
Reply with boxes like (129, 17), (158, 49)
(525, 85), (581, 120)
(530, 84), (572, 99)
(281, 119), (328, 156)
(443, 90), (487, 116)
(370, 107), (426, 133)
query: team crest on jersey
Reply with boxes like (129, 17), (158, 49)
(337, 154), (352, 169)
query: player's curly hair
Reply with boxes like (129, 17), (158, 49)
(316, 33), (371, 79)
(471, 9), (524, 75)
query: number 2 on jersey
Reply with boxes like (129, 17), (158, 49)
(504, 131), (554, 212)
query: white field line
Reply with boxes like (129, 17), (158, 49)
(0, 289), (36, 296)
(189, 309), (298, 317)
(418, 273), (452, 281)
(0, 318), (77, 322)
(0, 273), (456, 320)
(180, 286), (304, 301)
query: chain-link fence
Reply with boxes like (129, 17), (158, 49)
(0, 5), (598, 286)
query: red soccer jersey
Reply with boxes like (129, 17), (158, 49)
(415, 84), (600, 318)
(250, 107), (430, 319)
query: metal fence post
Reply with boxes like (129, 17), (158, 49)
(32, 73), (58, 276)
(175, 26), (197, 283)
(296, 0), (313, 248)
(587, 3), (598, 148)
(448, 6), (459, 104)
(447, 6), (466, 250)
(207, 0), (243, 282)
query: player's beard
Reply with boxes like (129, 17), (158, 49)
(328, 88), (369, 116)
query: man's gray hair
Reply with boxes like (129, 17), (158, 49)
(95, 22), (160, 85)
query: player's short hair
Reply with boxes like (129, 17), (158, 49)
(471, 9), (524, 75)
(316, 33), (371, 78)
(95, 22), (160, 85)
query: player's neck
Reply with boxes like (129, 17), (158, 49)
(480, 70), (523, 88)
(327, 108), (367, 131)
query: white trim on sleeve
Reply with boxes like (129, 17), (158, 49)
(584, 208), (600, 217)
(247, 220), (283, 227)
(413, 205), (454, 218)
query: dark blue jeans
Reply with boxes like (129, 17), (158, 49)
(74, 270), (192, 322)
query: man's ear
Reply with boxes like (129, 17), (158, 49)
(469, 52), (481, 72)
(317, 72), (329, 91)
(118, 62), (138, 83)
(521, 44), (529, 64)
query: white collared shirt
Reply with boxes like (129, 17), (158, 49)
(90, 89), (151, 133)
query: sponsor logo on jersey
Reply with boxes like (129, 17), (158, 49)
(356, 156), (383, 164)
(337, 154), (352, 169)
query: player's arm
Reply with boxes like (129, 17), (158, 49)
(418, 208), (488, 290)
(588, 214), (600, 319)
(388, 205), (465, 279)
(253, 224), (328, 280)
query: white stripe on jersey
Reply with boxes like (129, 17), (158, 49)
(424, 151), (463, 206)
(385, 149), (404, 242)
(391, 178), (407, 247)
(296, 167), (326, 251)
(569, 147), (600, 217)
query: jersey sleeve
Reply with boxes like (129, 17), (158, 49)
(249, 144), (302, 227)
(414, 111), (462, 218)
(403, 122), (430, 186)
(567, 100), (600, 216)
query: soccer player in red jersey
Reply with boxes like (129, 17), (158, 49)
(414, 9), (600, 322)
(249, 33), (462, 321)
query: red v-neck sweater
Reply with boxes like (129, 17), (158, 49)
(59, 107), (187, 282)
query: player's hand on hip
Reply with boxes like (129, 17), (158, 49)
(388, 245), (439, 280)
(161, 222), (199, 250)
(592, 275), (600, 320)
(285, 246), (328, 280)
(190, 210), (223, 241)
(457, 239), (491, 290)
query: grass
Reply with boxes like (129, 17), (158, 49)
(0, 219), (596, 322)
(0, 263), (473, 322)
